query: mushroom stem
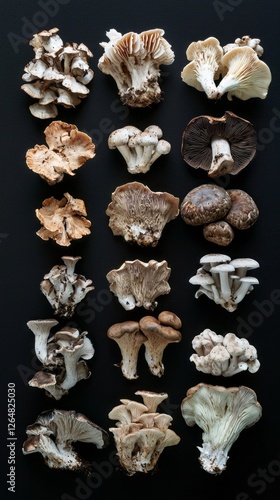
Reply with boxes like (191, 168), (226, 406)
(234, 281), (254, 304)
(197, 67), (219, 99)
(209, 135), (234, 177)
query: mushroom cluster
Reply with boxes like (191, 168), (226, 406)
(98, 28), (175, 107)
(181, 111), (257, 178)
(181, 35), (271, 101)
(26, 121), (95, 185)
(190, 329), (260, 376)
(27, 320), (94, 400)
(106, 182), (179, 247)
(40, 256), (94, 317)
(21, 27), (94, 119)
(181, 383), (262, 474)
(106, 259), (171, 311)
(108, 125), (171, 174)
(109, 390), (180, 475)
(36, 192), (91, 246)
(23, 409), (109, 470)
(189, 254), (260, 312)
(181, 184), (259, 246)
(107, 311), (182, 379)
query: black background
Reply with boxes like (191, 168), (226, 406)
(1, 1), (280, 499)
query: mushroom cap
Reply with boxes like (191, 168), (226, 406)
(200, 253), (231, 268)
(139, 316), (182, 344)
(203, 220), (235, 246)
(225, 189), (259, 229)
(157, 311), (182, 329)
(107, 321), (141, 340)
(230, 257), (260, 272)
(135, 390), (169, 413)
(181, 111), (257, 175)
(180, 184), (232, 226)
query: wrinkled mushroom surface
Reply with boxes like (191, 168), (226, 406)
(180, 184), (231, 226)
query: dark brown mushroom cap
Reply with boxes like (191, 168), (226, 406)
(203, 220), (234, 246)
(225, 189), (259, 229)
(181, 111), (257, 175)
(180, 184), (232, 226)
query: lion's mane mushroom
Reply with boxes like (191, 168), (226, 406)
(139, 312), (182, 377)
(98, 28), (174, 108)
(108, 125), (171, 174)
(106, 259), (171, 311)
(181, 383), (262, 474)
(190, 329), (260, 376)
(109, 391), (180, 475)
(22, 409), (109, 470)
(181, 37), (223, 99)
(27, 321), (94, 400)
(40, 256), (94, 317)
(35, 192), (91, 246)
(21, 28), (94, 118)
(181, 111), (257, 177)
(189, 253), (260, 312)
(106, 182), (179, 247)
(26, 121), (95, 185)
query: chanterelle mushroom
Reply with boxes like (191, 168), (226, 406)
(26, 121), (95, 185)
(106, 182), (179, 247)
(108, 125), (171, 174)
(98, 28), (174, 107)
(36, 192), (91, 246)
(109, 391), (180, 475)
(181, 111), (257, 177)
(181, 383), (262, 474)
(22, 409), (109, 470)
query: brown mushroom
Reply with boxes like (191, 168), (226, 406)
(225, 189), (259, 229)
(203, 220), (235, 246)
(180, 184), (231, 226)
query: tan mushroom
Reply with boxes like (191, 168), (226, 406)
(224, 189), (259, 230)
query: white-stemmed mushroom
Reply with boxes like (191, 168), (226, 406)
(27, 319), (59, 364)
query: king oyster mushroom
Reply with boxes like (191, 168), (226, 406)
(106, 182), (179, 247)
(106, 259), (171, 311)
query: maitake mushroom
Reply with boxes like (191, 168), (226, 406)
(190, 328), (260, 376)
(181, 383), (262, 474)
(109, 390), (180, 475)
(98, 28), (175, 108)
(40, 256), (94, 317)
(181, 111), (257, 178)
(106, 182), (179, 247)
(181, 184), (259, 246)
(35, 192), (91, 246)
(22, 409), (109, 470)
(189, 254), (260, 312)
(21, 28), (94, 119)
(27, 320), (94, 399)
(106, 259), (171, 311)
(108, 125), (171, 174)
(26, 121), (95, 185)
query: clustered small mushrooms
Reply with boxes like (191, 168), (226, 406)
(27, 320), (94, 399)
(22, 409), (109, 470)
(21, 27), (94, 119)
(181, 35), (271, 101)
(181, 111), (257, 178)
(35, 192), (91, 246)
(26, 120), (95, 185)
(109, 390), (180, 475)
(189, 254), (260, 311)
(40, 256), (94, 317)
(98, 28), (175, 107)
(106, 259), (171, 311)
(181, 383), (262, 474)
(107, 311), (182, 379)
(106, 182), (179, 246)
(108, 125), (171, 174)
(180, 184), (259, 246)
(190, 328), (260, 376)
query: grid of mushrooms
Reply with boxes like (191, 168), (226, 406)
(21, 28), (269, 477)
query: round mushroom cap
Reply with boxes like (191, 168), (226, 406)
(225, 189), (259, 229)
(181, 111), (257, 175)
(180, 184), (232, 226)
(203, 220), (234, 246)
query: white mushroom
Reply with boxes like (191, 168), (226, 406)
(223, 36), (264, 57)
(27, 319), (59, 364)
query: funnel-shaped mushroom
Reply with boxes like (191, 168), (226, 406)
(27, 319), (59, 364)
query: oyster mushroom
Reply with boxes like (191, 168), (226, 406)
(26, 121), (95, 185)
(223, 36), (264, 57)
(35, 192), (91, 246)
(98, 28), (174, 107)
(22, 409), (109, 470)
(181, 111), (257, 177)
(106, 182), (179, 247)
(180, 184), (231, 226)
(26, 319), (59, 364)
(106, 259), (171, 311)
(181, 383), (262, 474)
